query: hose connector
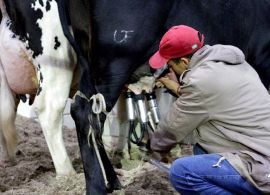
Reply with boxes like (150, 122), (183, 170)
(134, 94), (148, 123)
(146, 92), (160, 124)
(125, 91), (136, 121)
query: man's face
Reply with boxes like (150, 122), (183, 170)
(167, 58), (189, 75)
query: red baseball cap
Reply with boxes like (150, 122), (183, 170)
(149, 25), (204, 69)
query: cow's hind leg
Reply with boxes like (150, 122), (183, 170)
(34, 65), (75, 175)
(0, 59), (17, 166)
(71, 98), (122, 195)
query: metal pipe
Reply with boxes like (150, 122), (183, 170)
(144, 156), (170, 174)
(153, 64), (168, 78)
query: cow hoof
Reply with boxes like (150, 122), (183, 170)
(0, 159), (16, 168)
(112, 179), (122, 191)
(0, 161), (8, 168)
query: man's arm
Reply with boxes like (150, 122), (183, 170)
(151, 82), (209, 152)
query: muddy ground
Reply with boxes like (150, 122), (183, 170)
(0, 115), (178, 195)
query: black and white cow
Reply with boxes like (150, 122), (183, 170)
(0, 0), (77, 176)
(59, 0), (270, 194)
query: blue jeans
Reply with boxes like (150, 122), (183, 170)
(169, 144), (261, 195)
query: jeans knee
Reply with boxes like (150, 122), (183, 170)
(169, 157), (190, 186)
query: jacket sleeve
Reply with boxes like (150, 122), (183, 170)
(151, 81), (209, 152)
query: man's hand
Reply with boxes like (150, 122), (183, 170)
(156, 68), (180, 96)
(145, 150), (173, 164)
(142, 132), (174, 164)
(158, 77), (180, 96)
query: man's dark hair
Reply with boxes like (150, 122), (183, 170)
(172, 53), (193, 63)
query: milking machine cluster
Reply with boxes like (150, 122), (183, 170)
(125, 65), (170, 154)
(125, 90), (160, 152)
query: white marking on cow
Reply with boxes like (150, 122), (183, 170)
(113, 30), (134, 43)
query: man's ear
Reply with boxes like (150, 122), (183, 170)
(180, 57), (190, 67)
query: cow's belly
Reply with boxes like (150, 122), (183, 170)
(0, 17), (38, 94)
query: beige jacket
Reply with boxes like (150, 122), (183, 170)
(151, 45), (270, 193)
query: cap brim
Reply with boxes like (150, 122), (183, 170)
(149, 51), (168, 69)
